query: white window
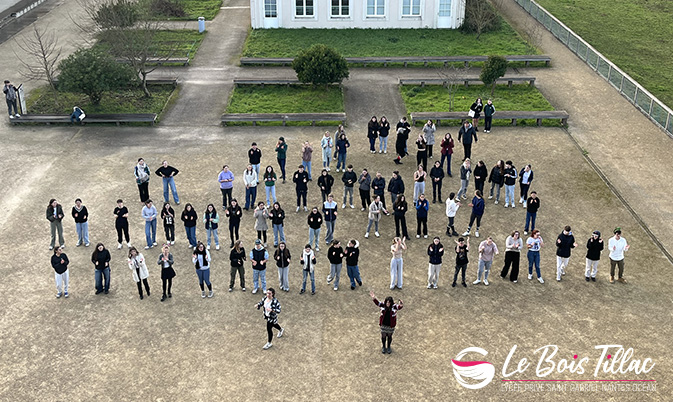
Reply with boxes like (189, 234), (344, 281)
(331, 0), (349, 17)
(295, 0), (314, 17)
(439, 0), (451, 16)
(367, 0), (385, 16)
(402, 0), (421, 16)
(264, 0), (277, 18)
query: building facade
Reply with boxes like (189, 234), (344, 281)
(250, 0), (466, 29)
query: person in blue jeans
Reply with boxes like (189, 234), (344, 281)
(345, 239), (362, 290)
(323, 194), (338, 244)
(524, 191), (540, 235)
(142, 200), (157, 250)
(181, 203), (198, 248)
(91, 243), (111, 294)
(526, 229), (545, 283)
(155, 160), (180, 205)
(268, 202), (286, 247)
(192, 242), (213, 298)
(503, 160), (518, 208)
(335, 133), (350, 172)
(71, 198), (89, 247)
(203, 203), (220, 251)
(250, 239), (269, 294)
(300, 244), (317, 295)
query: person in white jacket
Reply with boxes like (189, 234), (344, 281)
(243, 164), (258, 211)
(445, 192), (461, 237)
(365, 195), (388, 238)
(300, 244), (317, 295)
(128, 247), (150, 299)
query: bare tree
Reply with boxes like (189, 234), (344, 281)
(14, 25), (62, 90)
(436, 63), (469, 112)
(465, 0), (502, 40)
(522, 19), (544, 54)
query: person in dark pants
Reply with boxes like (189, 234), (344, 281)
(393, 194), (409, 240)
(92, 243), (111, 294)
(415, 193), (429, 238)
(292, 165), (309, 212)
(275, 137), (288, 183)
(452, 237), (469, 288)
(519, 164), (534, 206)
(256, 288), (284, 350)
(387, 171), (404, 208)
(218, 165), (234, 210)
(585, 231), (604, 282)
(415, 132), (428, 172)
(46, 198), (65, 250)
(370, 290), (403, 354)
(372, 172), (387, 211)
(393, 127), (409, 165)
(225, 199), (242, 248)
(463, 190), (485, 238)
(524, 191), (540, 235)
(483, 99), (495, 133)
(473, 160), (488, 195)
(470, 98), (483, 131)
(229, 240), (246, 291)
(367, 116), (379, 153)
(161, 202), (175, 245)
(500, 231), (523, 282)
(430, 160), (445, 204)
(157, 244), (176, 301)
(3, 80), (20, 118)
(114, 199), (131, 249)
(358, 168), (372, 211)
(128, 247), (150, 300)
(457, 121), (477, 160)
(317, 169), (334, 203)
(134, 158), (151, 203)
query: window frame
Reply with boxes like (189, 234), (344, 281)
(294, 0), (315, 18)
(365, 0), (386, 18)
(264, 0), (278, 18)
(330, 0), (351, 19)
(401, 0), (422, 17)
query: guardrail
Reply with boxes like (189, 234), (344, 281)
(514, 0), (673, 137)
(0, 0), (47, 29)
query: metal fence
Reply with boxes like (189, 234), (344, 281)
(514, 0), (673, 137)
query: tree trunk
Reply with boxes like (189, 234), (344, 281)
(141, 71), (151, 98)
(491, 82), (496, 97)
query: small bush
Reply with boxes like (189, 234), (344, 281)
(94, 0), (138, 30)
(292, 44), (349, 86)
(149, 0), (186, 18)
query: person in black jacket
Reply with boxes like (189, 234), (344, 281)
(430, 161), (445, 204)
(293, 165), (309, 212)
(161, 202), (175, 245)
(427, 237), (444, 289)
(341, 165), (357, 209)
(229, 240), (246, 291)
(555, 226), (577, 282)
(457, 121), (478, 160)
(483, 99), (495, 133)
(503, 160), (517, 208)
(345, 239), (362, 290)
(317, 169), (334, 203)
(225, 199), (242, 248)
(181, 203), (198, 248)
(393, 126), (410, 165)
(393, 195), (409, 240)
(372, 172), (387, 210)
(155, 160), (180, 204)
(524, 191), (540, 235)
(72, 198), (89, 247)
(585, 231), (604, 282)
(114, 199), (131, 249)
(269, 202), (286, 248)
(307, 207), (323, 251)
(274, 242), (291, 292)
(470, 98), (483, 131)
(327, 240), (345, 291)
(51, 248), (70, 298)
(387, 171), (405, 207)
(378, 116), (390, 153)
(367, 116), (379, 153)
(473, 160), (488, 195)
(92, 243), (111, 294)
(488, 160), (504, 205)
(47, 199), (65, 250)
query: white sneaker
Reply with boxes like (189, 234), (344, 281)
(375, 232), (380, 237)
(171, 241), (175, 245)
(277, 327), (284, 338)
(342, 203), (346, 209)
(384, 151), (387, 154)
(424, 235), (428, 238)
(494, 200), (499, 205)
(315, 247), (319, 252)
(528, 274), (533, 280)
(462, 231), (470, 236)
(304, 206), (308, 212)
(473, 279), (481, 285)
(216, 245), (220, 250)
(379, 150), (383, 154)
(263, 342), (273, 350)
(511, 204), (516, 208)
(252, 288), (258, 294)
(118, 243), (123, 249)
(127, 242), (132, 248)
(504, 204), (509, 208)
(364, 232), (369, 238)
(153, 242), (157, 246)
(14, 114), (20, 117)
(427, 284), (432, 289)
(296, 206), (300, 212)
(416, 235), (420, 238)
(523, 202), (527, 208)
(519, 198), (524, 204)
(433, 284), (438, 289)
(488, 195), (493, 199)
(524, 231), (528, 235)
(561, 267), (566, 275)
(326, 275), (333, 283)
(475, 231), (480, 238)
(350, 204), (354, 209)
(361, 208), (365, 211)
(484, 279), (489, 286)
(538, 277), (545, 284)
(9, 115), (14, 119)
(208, 290), (214, 298)
(144, 246), (150, 250)
(201, 291), (206, 298)
(333, 286), (338, 291)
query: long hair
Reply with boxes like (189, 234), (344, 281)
(275, 242), (290, 259)
(128, 246), (139, 259)
(394, 194), (406, 209)
(384, 296), (395, 311)
(497, 160), (505, 175)
(183, 203), (193, 213)
(47, 198), (56, 208)
(233, 240), (243, 252)
(92, 243), (105, 260)
(264, 166), (275, 180)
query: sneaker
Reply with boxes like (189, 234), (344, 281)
(208, 290), (214, 298)
(76, 241), (82, 247)
(311, 291), (315, 295)
(557, 278), (561, 282)
(561, 267), (566, 275)
(8, 115), (13, 119)
(427, 284), (432, 289)
(524, 231), (528, 235)
(64, 291), (69, 298)
(609, 276), (615, 283)
(538, 277), (545, 284)
(357, 280), (362, 286)
(85, 243), (90, 247)
(153, 242), (157, 246)
(375, 232), (380, 237)
(168, 293), (172, 298)
(591, 278), (596, 282)
(416, 235), (420, 238)
(315, 247), (319, 252)
(342, 203), (346, 209)
(382, 347), (387, 354)
(462, 282), (467, 287)
(494, 200), (499, 205)
(229, 287), (233, 292)
(252, 288), (258, 294)
(462, 231), (470, 236)
(461, 194), (467, 199)
(452, 282), (457, 288)
(127, 242), (132, 248)
(387, 347), (392, 354)
(424, 235), (428, 238)
(472, 279), (481, 285)
(56, 292), (62, 298)
(336, 169), (340, 172)
(326, 275), (333, 283)
(296, 206), (300, 212)
(304, 206), (308, 212)
(216, 245), (220, 250)
(278, 327), (284, 338)
(504, 204), (509, 208)
(144, 246), (150, 250)
(513, 280), (518, 283)
(118, 243), (123, 249)
(333, 286), (338, 291)
(104, 290), (109, 294)
(60, 245), (65, 249)
(379, 150), (383, 154)
(201, 291), (206, 298)
(475, 231), (480, 238)
(433, 284), (438, 289)
(585, 277), (590, 282)
(617, 277), (627, 283)
(384, 151), (387, 154)
(351, 285), (355, 290)
(242, 287), (246, 291)
(263, 342), (273, 350)
(488, 195), (493, 199)
(528, 274), (533, 280)
(49, 246), (54, 250)
(511, 204), (515, 208)
(300, 289), (305, 294)
(364, 232), (369, 238)
(350, 204), (354, 209)
(161, 295), (166, 302)
(484, 279), (489, 286)
(523, 202), (527, 208)
(95, 290), (103, 295)
(361, 208), (365, 211)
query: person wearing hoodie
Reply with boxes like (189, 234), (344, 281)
(341, 165), (357, 209)
(274, 242), (291, 292)
(51, 247), (70, 298)
(457, 121), (477, 160)
(393, 126), (409, 165)
(114, 199), (131, 250)
(275, 137), (288, 183)
(371, 172), (387, 211)
(423, 120), (436, 159)
(92, 243), (111, 294)
(335, 133), (350, 172)
(358, 168), (372, 211)
(503, 160), (518, 208)
(181, 203), (198, 248)
(483, 99), (495, 133)
(203, 204), (220, 251)
(365, 195), (387, 238)
(225, 199), (242, 248)
(585, 231), (604, 282)
(317, 169), (334, 203)
(307, 207), (323, 251)
(327, 240), (345, 291)
(300, 244), (317, 295)
(71, 198), (89, 247)
(488, 160), (505, 205)
(555, 225), (577, 282)
(429, 161), (445, 204)
(293, 165), (310, 212)
(519, 164), (534, 207)
(427, 236), (444, 289)
(473, 160), (488, 195)
(160, 202), (175, 245)
(378, 116), (390, 154)
(387, 171), (405, 207)
(415, 193), (429, 239)
(250, 238), (269, 294)
(367, 116), (379, 153)
(46, 199), (65, 250)
(268, 202), (286, 248)
(393, 194), (409, 240)
(462, 190), (485, 238)
(229, 240), (246, 292)
(345, 239), (362, 290)
(134, 158), (151, 203)
(445, 192), (460, 237)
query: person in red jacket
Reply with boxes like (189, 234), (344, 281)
(370, 290), (403, 354)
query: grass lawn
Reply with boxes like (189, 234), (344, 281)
(26, 85), (177, 118)
(153, 0), (222, 20)
(535, 0), (673, 108)
(242, 26), (536, 58)
(401, 84), (559, 126)
(96, 30), (205, 62)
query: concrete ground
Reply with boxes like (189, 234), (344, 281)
(0, 0), (671, 400)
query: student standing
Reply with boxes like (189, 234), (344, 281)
(51, 248), (70, 298)
(452, 237), (469, 288)
(430, 161), (444, 204)
(526, 230), (545, 283)
(92, 243), (111, 294)
(335, 134), (350, 173)
(415, 193), (429, 239)
(367, 116), (379, 153)
(203, 204), (220, 251)
(218, 165), (234, 210)
(274, 242), (291, 292)
(321, 131), (333, 170)
(243, 164), (258, 211)
(500, 231), (523, 282)
(585, 231), (604, 282)
(225, 199), (242, 248)
(134, 158), (151, 203)
(555, 225), (577, 282)
(161, 202), (175, 245)
(378, 116), (390, 153)
(250, 239), (269, 294)
(483, 99), (495, 133)
(254, 202), (270, 246)
(393, 195), (409, 240)
(157, 244), (176, 301)
(470, 98), (483, 131)
(445, 192), (460, 237)
(114, 199), (131, 249)
(473, 160), (488, 195)
(269, 202), (286, 248)
(263, 166), (278, 205)
(128, 247), (150, 300)
(317, 169), (334, 203)
(440, 133), (455, 176)
(413, 164), (427, 206)
(488, 160), (504, 205)
(524, 191), (540, 235)
(608, 228), (630, 284)
(300, 244), (317, 295)
(358, 168), (372, 211)
(427, 237), (444, 289)
(365, 195), (387, 238)
(327, 240), (345, 291)
(275, 137), (288, 183)
(3, 79), (20, 118)
(370, 291), (403, 355)
(423, 120), (436, 159)
(415, 132), (428, 172)
(248, 142), (262, 179)
(387, 171), (405, 208)
(181, 203), (198, 249)
(519, 164), (534, 206)
(229, 240), (246, 292)
(142, 200), (158, 250)
(503, 161), (518, 208)
(255, 288), (284, 350)
(154, 160), (180, 205)
(345, 239), (362, 290)
(372, 172), (387, 210)
(463, 190), (485, 238)
(457, 121), (477, 160)
(307, 207), (323, 251)
(292, 165), (309, 212)
(71, 198), (89, 247)
(474, 237), (499, 286)
(389, 237), (406, 290)
(47, 199), (65, 250)
(456, 159), (471, 200)
(301, 141), (313, 180)
(341, 165), (356, 209)
(323, 194), (338, 245)
(192, 242), (213, 298)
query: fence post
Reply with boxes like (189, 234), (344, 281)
(619, 75), (624, 92)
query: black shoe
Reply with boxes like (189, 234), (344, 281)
(462, 282), (467, 287)
(591, 277), (596, 282)
(393, 159), (401, 165)
(357, 280), (362, 286)
(140, 295), (144, 300)
(585, 277), (590, 282)
(387, 347), (392, 354)
(161, 295), (166, 302)
(311, 291), (315, 295)
(104, 290), (109, 294)
(448, 173), (453, 177)
(230, 243), (234, 248)
(168, 293), (172, 298)
(95, 290), (103, 294)
(452, 282), (457, 288)
(351, 285), (355, 290)
(300, 289), (305, 294)
(452, 231), (459, 236)
(382, 347), (387, 354)
(147, 290), (150, 296)
(432, 199), (436, 204)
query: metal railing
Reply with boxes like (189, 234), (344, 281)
(514, 0), (673, 137)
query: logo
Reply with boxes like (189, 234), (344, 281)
(452, 347), (495, 390)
